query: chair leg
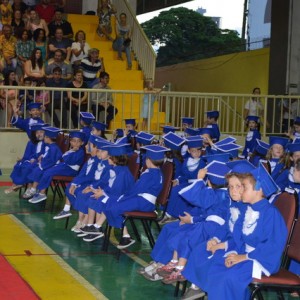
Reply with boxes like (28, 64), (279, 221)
(102, 223), (112, 252)
(154, 220), (161, 232)
(174, 281), (180, 297)
(128, 218), (141, 242)
(181, 280), (188, 296)
(64, 216), (70, 229)
(140, 220), (155, 248)
(250, 287), (264, 300)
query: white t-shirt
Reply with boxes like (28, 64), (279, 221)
(244, 99), (263, 117)
(70, 41), (91, 64)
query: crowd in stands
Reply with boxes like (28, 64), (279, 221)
(0, 0), (134, 128)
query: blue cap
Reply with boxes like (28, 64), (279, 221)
(88, 134), (98, 145)
(125, 118), (136, 126)
(215, 136), (237, 147)
(255, 139), (269, 156)
(216, 143), (242, 158)
(185, 136), (203, 149)
(42, 126), (61, 138)
(198, 127), (214, 137)
(27, 102), (42, 110)
(92, 121), (107, 131)
(162, 125), (178, 134)
(185, 127), (200, 136)
(95, 137), (111, 149)
(141, 145), (170, 160)
(128, 129), (138, 137)
(182, 117), (194, 126)
(206, 111), (219, 118)
(80, 112), (95, 125)
(293, 138), (300, 144)
(250, 162), (279, 197)
(247, 115), (259, 123)
(294, 116), (300, 124)
(104, 143), (129, 156)
(116, 128), (124, 137)
(69, 130), (85, 141)
(287, 142), (300, 153)
(269, 136), (289, 148)
(30, 122), (45, 131)
(203, 153), (231, 164)
(227, 160), (256, 173)
(136, 131), (155, 145)
(163, 132), (185, 150)
(206, 161), (231, 186)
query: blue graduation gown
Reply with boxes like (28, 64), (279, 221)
(269, 159), (289, 191)
(207, 124), (220, 142)
(242, 129), (261, 158)
(104, 168), (163, 228)
(201, 199), (287, 300)
(11, 116), (44, 138)
(80, 126), (91, 144)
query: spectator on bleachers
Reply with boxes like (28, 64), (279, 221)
(113, 12), (132, 70)
(11, 9), (26, 37)
(1, 0), (13, 25)
(26, 9), (49, 36)
(0, 25), (17, 73)
(33, 28), (47, 62)
(16, 29), (34, 80)
(48, 27), (72, 61)
(48, 0), (65, 12)
(45, 48), (72, 81)
(23, 0), (37, 10)
(48, 8), (73, 39)
(35, 0), (55, 24)
(67, 69), (88, 128)
(18, 76), (34, 105)
(24, 47), (45, 82)
(96, 0), (116, 41)
(12, 0), (28, 15)
(35, 78), (49, 108)
(45, 66), (68, 128)
(80, 48), (105, 88)
(70, 30), (90, 69)
(90, 71), (117, 128)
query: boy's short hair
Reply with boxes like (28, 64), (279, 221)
(147, 158), (164, 167)
(110, 155), (128, 166)
(52, 66), (62, 74)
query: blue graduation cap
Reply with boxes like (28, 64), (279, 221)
(128, 129), (138, 137)
(206, 161), (231, 186)
(206, 111), (219, 119)
(269, 136), (289, 148)
(216, 143), (242, 158)
(27, 102), (42, 110)
(141, 145), (170, 160)
(42, 126), (61, 138)
(215, 136), (237, 147)
(136, 131), (155, 145)
(95, 137), (112, 149)
(294, 116), (300, 124)
(104, 143), (129, 156)
(124, 118), (136, 126)
(185, 127), (200, 136)
(287, 142), (300, 153)
(227, 159), (256, 173)
(88, 134), (98, 145)
(198, 127), (214, 137)
(182, 117), (194, 126)
(30, 122), (45, 131)
(163, 132), (185, 150)
(293, 138), (300, 144)
(162, 125), (178, 134)
(80, 112), (95, 125)
(250, 162), (279, 197)
(185, 136), (203, 149)
(92, 121), (107, 132)
(116, 128), (124, 137)
(255, 139), (269, 156)
(203, 153), (231, 164)
(246, 115), (259, 123)
(69, 130), (86, 141)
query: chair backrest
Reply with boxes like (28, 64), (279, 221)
(156, 161), (174, 206)
(261, 161), (271, 174)
(287, 217), (300, 263)
(57, 132), (70, 153)
(127, 152), (140, 181)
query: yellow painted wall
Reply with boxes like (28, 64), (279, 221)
(155, 48), (270, 94)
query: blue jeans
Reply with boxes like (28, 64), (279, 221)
(113, 38), (132, 68)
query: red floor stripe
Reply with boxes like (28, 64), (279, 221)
(0, 255), (40, 300)
(0, 182), (11, 186)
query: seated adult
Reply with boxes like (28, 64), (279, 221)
(33, 28), (47, 62)
(45, 49), (72, 81)
(96, 0), (116, 41)
(70, 30), (90, 68)
(12, 0), (28, 15)
(48, 9), (73, 39)
(80, 48), (105, 88)
(35, 0), (55, 24)
(11, 9), (26, 37)
(48, 27), (72, 61)
(45, 66), (67, 128)
(26, 9), (49, 37)
(90, 71), (118, 128)
(24, 47), (45, 82)
(48, 0), (66, 12)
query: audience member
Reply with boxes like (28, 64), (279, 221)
(35, 0), (55, 24)
(33, 28), (47, 62)
(96, 0), (116, 41)
(24, 47), (45, 81)
(90, 71), (117, 128)
(18, 76), (34, 105)
(45, 49), (72, 81)
(45, 66), (68, 128)
(12, 0), (28, 15)
(11, 9), (26, 37)
(48, 8), (73, 39)
(1, 0), (13, 25)
(23, 0), (37, 10)
(70, 30), (90, 68)
(34, 78), (49, 108)
(67, 69), (88, 128)
(0, 25), (17, 72)
(48, 27), (72, 61)
(113, 12), (132, 70)
(80, 48), (105, 88)
(48, 0), (65, 12)
(26, 9), (49, 37)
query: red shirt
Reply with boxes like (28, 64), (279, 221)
(35, 4), (55, 23)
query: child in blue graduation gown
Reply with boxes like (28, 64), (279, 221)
(76, 143), (135, 242)
(22, 127), (63, 199)
(91, 121), (107, 139)
(79, 112), (95, 144)
(28, 130), (85, 204)
(53, 134), (100, 223)
(199, 164), (287, 300)
(11, 102), (44, 138)
(249, 139), (269, 167)
(204, 110), (220, 142)
(5, 123), (46, 193)
(241, 115), (261, 158)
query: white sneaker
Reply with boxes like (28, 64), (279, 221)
(71, 221), (82, 232)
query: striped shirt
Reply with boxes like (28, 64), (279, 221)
(80, 57), (102, 83)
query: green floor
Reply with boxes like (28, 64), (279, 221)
(0, 169), (297, 300)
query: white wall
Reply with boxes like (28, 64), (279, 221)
(82, 0), (98, 14)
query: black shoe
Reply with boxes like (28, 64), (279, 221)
(117, 237), (135, 249)
(83, 233), (104, 242)
(80, 225), (103, 235)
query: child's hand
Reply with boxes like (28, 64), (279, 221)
(198, 168), (207, 179)
(179, 211), (192, 225)
(29, 158), (35, 163)
(12, 105), (19, 115)
(209, 242), (225, 254)
(68, 185), (76, 196)
(82, 186), (92, 194)
(92, 188), (103, 199)
(206, 238), (218, 251)
(172, 179), (179, 187)
(225, 253), (247, 268)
